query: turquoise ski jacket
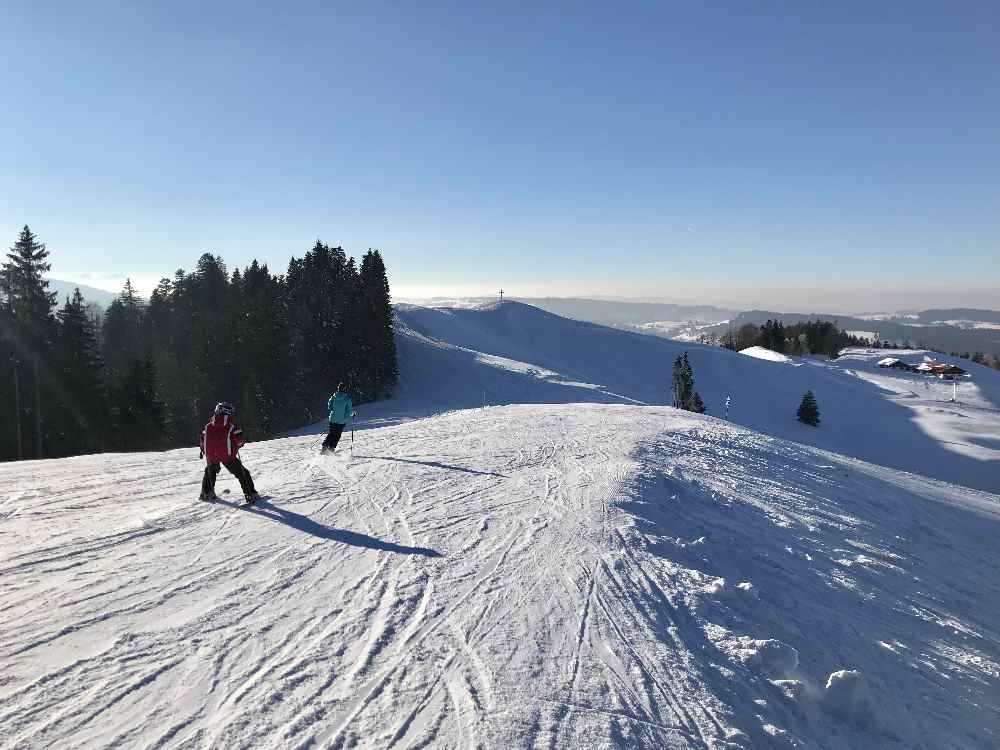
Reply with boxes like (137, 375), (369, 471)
(328, 392), (354, 425)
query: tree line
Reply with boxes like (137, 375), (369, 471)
(717, 319), (872, 358)
(0, 226), (397, 461)
(707, 317), (1000, 370)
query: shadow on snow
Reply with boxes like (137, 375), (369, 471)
(353, 454), (508, 478)
(217, 498), (443, 558)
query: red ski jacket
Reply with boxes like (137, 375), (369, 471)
(201, 414), (246, 463)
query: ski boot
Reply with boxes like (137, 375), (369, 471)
(244, 491), (261, 506)
(200, 490), (219, 502)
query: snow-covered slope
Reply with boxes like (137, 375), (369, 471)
(382, 302), (1000, 493)
(2, 405), (998, 749)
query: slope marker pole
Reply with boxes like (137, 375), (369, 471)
(12, 357), (22, 460)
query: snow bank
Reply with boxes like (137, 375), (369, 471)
(740, 639), (800, 678)
(819, 669), (903, 738)
(702, 577), (758, 601)
(738, 345), (798, 364)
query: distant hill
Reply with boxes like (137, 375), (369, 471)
(46, 278), (117, 308)
(711, 309), (1000, 356)
(915, 308), (1000, 325)
(512, 297), (735, 326)
(395, 296), (736, 327)
(398, 298), (1000, 355)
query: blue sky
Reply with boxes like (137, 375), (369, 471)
(2, 1), (998, 311)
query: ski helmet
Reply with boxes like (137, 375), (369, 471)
(214, 401), (235, 416)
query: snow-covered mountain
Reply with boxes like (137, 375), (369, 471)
(384, 302), (1000, 494)
(395, 296), (736, 343)
(2, 301), (998, 749)
(45, 278), (118, 308)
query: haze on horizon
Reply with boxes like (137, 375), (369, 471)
(4, 2), (998, 314)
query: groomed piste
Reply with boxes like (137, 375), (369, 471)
(1, 302), (998, 749)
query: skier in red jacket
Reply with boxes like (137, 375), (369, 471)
(199, 401), (260, 505)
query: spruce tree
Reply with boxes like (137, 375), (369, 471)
(1, 226), (57, 332)
(190, 255), (230, 395)
(797, 390), (820, 426)
(1, 226), (57, 457)
(0, 311), (24, 460)
(680, 352), (701, 412)
(359, 249), (398, 401)
(670, 352), (704, 414)
(690, 391), (705, 414)
(140, 354), (167, 448)
(102, 279), (145, 377)
(670, 355), (684, 407)
(681, 353), (694, 408)
(113, 355), (166, 451)
(53, 289), (108, 454)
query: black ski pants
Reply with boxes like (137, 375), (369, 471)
(202, 458), (256, 496)
(322, 423), (345, 452)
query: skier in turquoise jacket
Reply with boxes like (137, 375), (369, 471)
(322, 383), (355, 454)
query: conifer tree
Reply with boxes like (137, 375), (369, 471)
(53, 289), (108, 454)
(113, 355), (166, 451)
(670, 351), (705, 414)
(102, 279), (145, 377)
(191, 254), (230, 392)
(690, 391), (706, 414)
(797, 390), (820, 426)
(681, 353), (694, 406)
(359, 249), (398, 401)
(1, 226), (58, 457)
(670, 355), (685, 407)
(1, 226), (57, 334)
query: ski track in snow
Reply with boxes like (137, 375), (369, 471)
(1, 405), (999, 749)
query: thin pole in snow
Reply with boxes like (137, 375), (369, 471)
(12, 357), (22, 460)
(33, 354), (42, 459)
(952, 380), (957, 402)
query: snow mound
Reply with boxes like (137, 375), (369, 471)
(820, 670), (902, 737)
(702, 577), (759, 601)
(740, 639), (800, 678)
(704, 576), (727, 595)
(738, 345), (798, 364)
